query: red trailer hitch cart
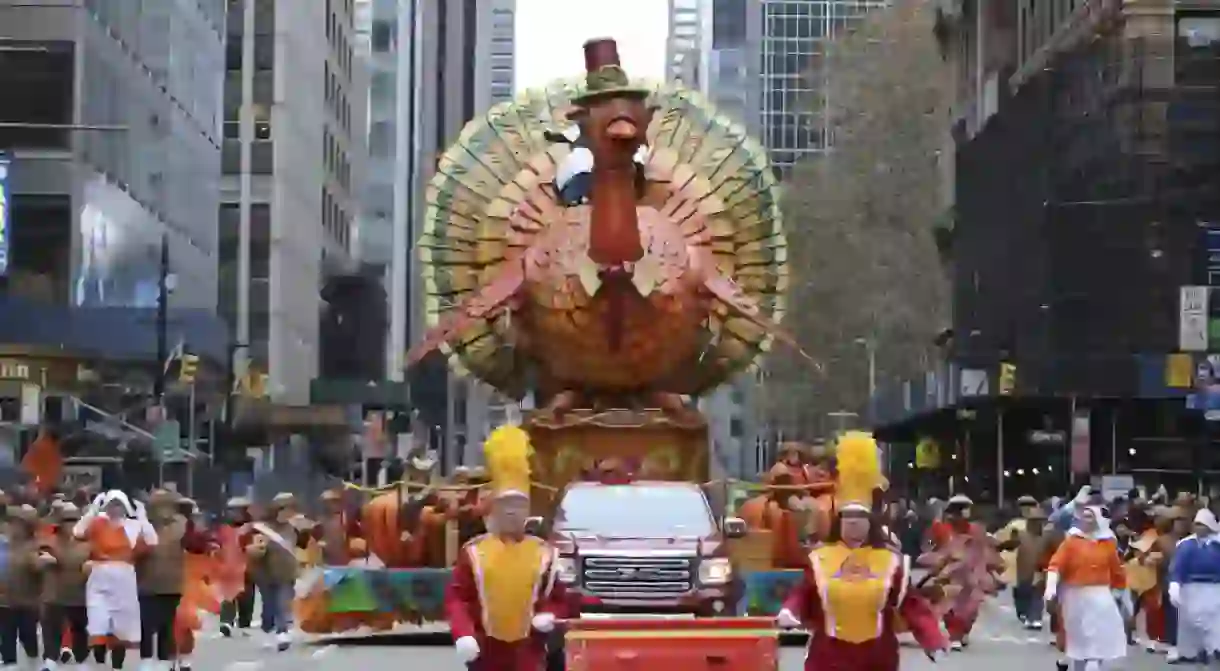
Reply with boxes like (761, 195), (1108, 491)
(563, 616), (780, 671)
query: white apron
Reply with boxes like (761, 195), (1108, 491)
(1177, 582), (1220, 657)
(86, 561), (142, 642)
(1060, 585), (1126, 662)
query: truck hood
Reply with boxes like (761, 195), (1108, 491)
(552, 533), (723, 556)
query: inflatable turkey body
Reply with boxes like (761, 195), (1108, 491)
(408, 39), (797, 411)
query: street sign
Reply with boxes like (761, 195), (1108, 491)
(154, 420), (181, 459)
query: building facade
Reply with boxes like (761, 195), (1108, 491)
(220, 0), (368, 405)
(0, 0), (229, 423)
(667, 0), (706, 88)
(759, 0), (889, 175)
(869, 0), (1220, 499)
(354, 0), (517, 470)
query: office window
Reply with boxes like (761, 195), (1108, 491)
(371, 19), (395, 52)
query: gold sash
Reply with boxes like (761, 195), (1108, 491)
(470, 535), (550, 642)
(811, 544), (898, 644)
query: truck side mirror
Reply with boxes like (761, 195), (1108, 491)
(525, 516), (545, 536)
(722, 516), (747, 539)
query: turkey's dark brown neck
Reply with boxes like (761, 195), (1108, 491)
(588, 163), (643, 266)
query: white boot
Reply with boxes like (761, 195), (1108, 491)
(176, 656), (192, 671)
(275, 631), (291, 652)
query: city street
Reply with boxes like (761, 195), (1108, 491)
(185, 599), (1168, 670)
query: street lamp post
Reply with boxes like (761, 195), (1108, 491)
(854, 337), (877, 422)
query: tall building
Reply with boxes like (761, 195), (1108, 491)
(667, 0), (706, 88)
(870, 0), (1220, 497)
(355, 0), (516, 470)
(0, 1), (229, 422)
(759, 0), (888, 174)
(705, 0), (763, 132)
(219, 0), (368, 404)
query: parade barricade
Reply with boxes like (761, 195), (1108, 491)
(565, 616), (780, 671)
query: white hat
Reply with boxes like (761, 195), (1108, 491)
(948, 494), (973, 506)
(1194, 508), (1220, 533)
(100, 490), (135, 517)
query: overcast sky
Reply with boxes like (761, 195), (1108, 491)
(515, 0), (669, 91)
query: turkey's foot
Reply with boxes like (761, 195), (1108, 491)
(541, 390), (584, 420)
(643, 391), (701, 422)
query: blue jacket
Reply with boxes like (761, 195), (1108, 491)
(1170, 536), (1220, 584)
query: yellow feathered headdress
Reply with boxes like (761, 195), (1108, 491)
(834, 431), (888, 513)
(483, 424), (533, 500)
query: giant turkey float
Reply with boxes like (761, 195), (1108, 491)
(294, 38), (827, 668)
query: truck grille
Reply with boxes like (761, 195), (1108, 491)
(582, 556), (693, 597)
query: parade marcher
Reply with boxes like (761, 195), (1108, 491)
(1158, 504), (1191, 662)
(920, 493), (1002, 650)
(246, 493), (310, 652)
(775, 431), (947, 670)
(172, 498), (222, 671)
(1124, 505), (1165, 652)
(40, 502), (91, 670)
(309, 489), (366, 566)
(1166, 508), (1220, 664)
(1044, 505), (1128, 671)
(135, 490), (211, 671)
(217, 497), (254, 637)
(997, 496), (1053, 629)
(73, 490), (159, 670)
(444, 424), (571, 671)
(2, 505), (45, 668)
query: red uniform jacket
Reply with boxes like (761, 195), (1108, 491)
(444, 534), (571, 671)
(782, 544), (945, 671)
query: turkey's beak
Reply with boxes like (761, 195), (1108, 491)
(606, 118), (638, 141)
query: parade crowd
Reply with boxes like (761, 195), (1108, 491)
(0, 480), (372, 671)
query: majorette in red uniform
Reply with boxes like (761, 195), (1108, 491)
(444, 424), (571, 670)
(776, 432), (947, 671)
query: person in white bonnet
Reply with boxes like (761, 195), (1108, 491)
(72, 490), (158, 669)
(1167, 507), (1220, 664)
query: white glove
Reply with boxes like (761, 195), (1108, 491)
(1043, 572), (1059, 602)
(454, 636), (480, 663)
(775, 608), (801, 629)
(1073, 486), (1092, 505)
(1169, 582), (1181, 607)
(531, 612), (556, 633)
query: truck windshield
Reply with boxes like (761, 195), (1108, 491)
(555, 485), (715, 536)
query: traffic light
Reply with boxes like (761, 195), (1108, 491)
(178, 353), (200, 384)
(998, 362), (1017, 396)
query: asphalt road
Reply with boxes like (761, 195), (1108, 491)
(187, 599), (1170, 670)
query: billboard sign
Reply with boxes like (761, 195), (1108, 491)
(1180, 286), (1210, 351)
(0, 153), (9, 275)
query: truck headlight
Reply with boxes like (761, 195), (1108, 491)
(556, 557), (578, 584)
(698, 558), (732, 585)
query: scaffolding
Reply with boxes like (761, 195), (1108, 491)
(953, 29), (1220, 396)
